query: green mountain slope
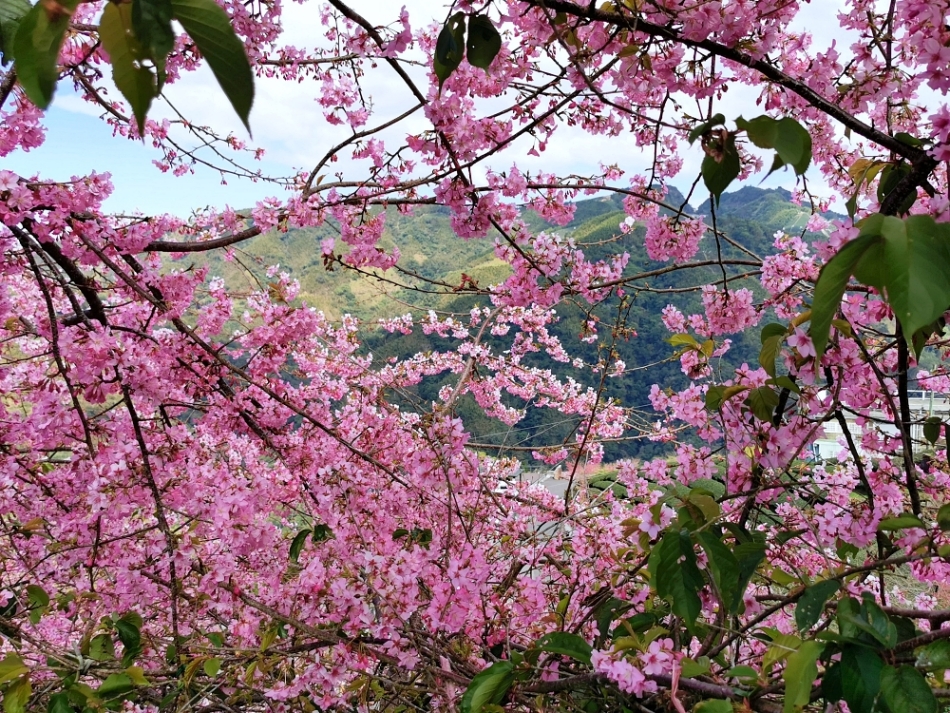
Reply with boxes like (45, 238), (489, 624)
(174, 187), (825, 459)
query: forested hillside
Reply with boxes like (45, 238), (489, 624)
(177, 186), (833, 459)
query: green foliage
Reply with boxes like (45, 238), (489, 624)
(736, 115), (812, 175)
(433, 12), (502, 92)
(0, 0), (30, 64)
(696, 531), (740, 613)
(877, 162), (916, 214)
(25, 584), (48, 625)
(879, 665), (937, 713)
(434, 12), (465, 91)
(170, 0), (254, 132)
(100, 3), (157, 134)
(687, 113), (726, 143)
(795, 579), (839, 632)
(12, 0), (81, 107)
(701, 132), (740, 207)
(0, 655), (27, 685)
(745, 385), (779, 422)
(694, 115), (812, 205)
(46, 692), (71, 713)
(924, 417), (943, 445)
(459, 661), (514, 713)
(838, 644), (883, 713)
(2, 676), (30, 713)
(131, 0), (174, 79)
(649, 528), (703, 629)
(693, 701), (733, 713)
(811, 214), (950, 359)
(466, 15), (501, 71)
(877, 513), (924, 531)
(532, 632), (593, 665)
(916, 640), (950, 671)
(289, 528), (310, 562)
(11, 0), (252, 131)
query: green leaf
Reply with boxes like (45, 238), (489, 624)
(12, 0), (81, 108)
(879, 665), (937, 713)
(289, 528), (310, 562)
(100, 2), (157, 135)
(668, 332), (700, 349)
(725, 665), (759, 684)
(795, 579), (840, 633)
(733, 540), (766, 606)
(680, 657), (711, 678)
(459, 661), (515, 713)
(203, 657), (221, 677)
(114, 616), (142, 666)
(2, 675), (30, 713)
(759, 334), (784, 377)
(745, 386), (779, 422)
(465, 14), (500, 71)
(783, 640), (823, 713)
(893, 616), (918, 644)
(765, 152), (787, 179)
(124, 665), (148, 686)
(860, 593), (897, 648)
(593, 597), (629, 644)
(688, 113), (725, 144)
(88, 633), (116, 662)
(924, 417), (943, 446)
(773, 117), (812, 175)
(858, 215), (950, 339)
(171, 0), (254, 132)
(690, 478), (726, 499)
(877, 514), (924, 531)
(840, 644), (883, 713)
(702, 132), (740, 207)
(705, 385), (726, 411)
(131, 0), (174, 81)
(762, 632), (802, 672)
(696, 531), (740, 614)
(118, 611), (143, 629)
(46, 692), (72, 713)
(895, 132), (924, 148)
(686, 491), (720, 524)
(0, 655), (27, 685)
(693, 701), (732, 713)
(771, 375), (800, 393)
(737, 115), (779, 148)
(649, 529), (703, 629)
(810, 231), (879, 360)
(97, 673), (134, 700)
(760, 322), (787, 343)
(737, 115), (812, 174)
(877, 162), (916, 214)
(937, 504), (950, 531)
(312, 523), (333, 542)
(836, 596), (861, 639)
(25, 584), (48, 625)
(433, 12), (465, 92)
(0, 0), (31, 64)
(533, 632), (592, 665)
(916, 640), (950, 670)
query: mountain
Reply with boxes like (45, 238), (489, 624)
(695, 185), (843, 235)
(173, 187), (825, 459)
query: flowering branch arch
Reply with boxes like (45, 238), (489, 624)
(2, 1), (950, 712)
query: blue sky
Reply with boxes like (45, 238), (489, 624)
(4, 102), (295, 216)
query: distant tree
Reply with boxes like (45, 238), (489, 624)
(1, 1), (950, 712)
